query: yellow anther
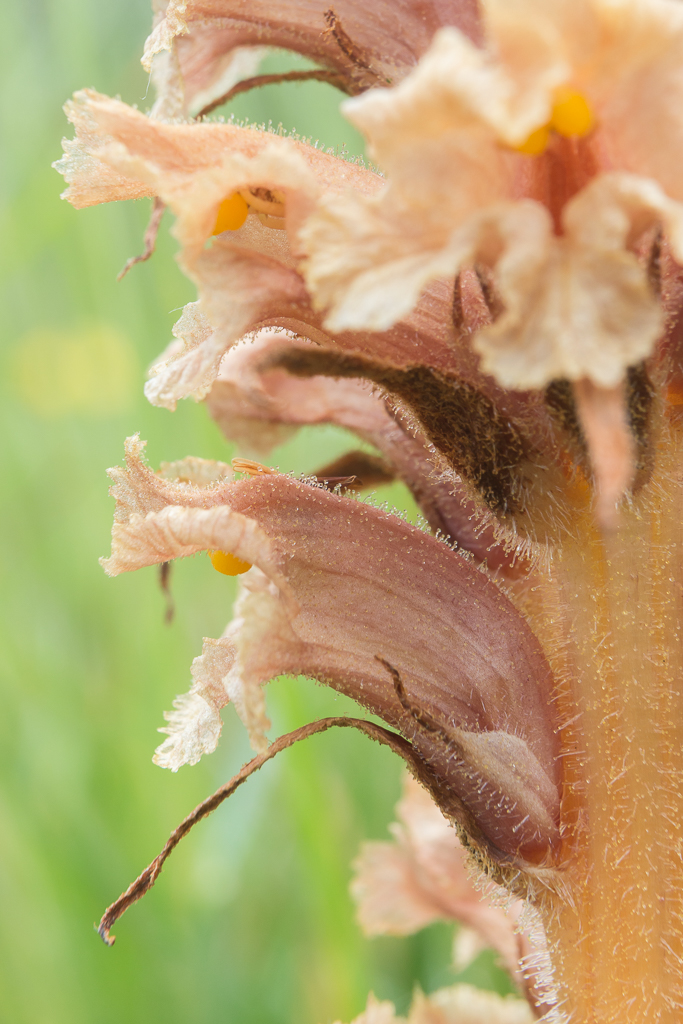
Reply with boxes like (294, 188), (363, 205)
(513, 123), (550, 157)
(209, 549), (252, 576)
(212, 193), (249, 235)
(550, 86), (594, 138)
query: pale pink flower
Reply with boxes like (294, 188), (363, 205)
(101, 435), (561, 866)
(351, 775), (532, 987)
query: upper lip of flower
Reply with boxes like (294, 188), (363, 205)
(143, 0), (485, 116)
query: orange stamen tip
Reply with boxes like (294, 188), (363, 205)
(232, 458), (277, 476)
(209, 550), (252, 576)
(212, 193), (249, 235)
(551, 86), (594, 138)
(512, 123), (550, 157)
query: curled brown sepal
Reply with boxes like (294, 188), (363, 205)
(117, 197), (166, 282)
(197, 69), (347, 118)
(96, 715), (425, 946)
(158, 561), (175, 625)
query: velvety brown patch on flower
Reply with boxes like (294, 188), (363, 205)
(626, 362), (657, 489)
(205, 331), (527, 576)
(269, 346), (527, 514)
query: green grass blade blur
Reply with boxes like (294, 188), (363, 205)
(0, 4), (513, 1021)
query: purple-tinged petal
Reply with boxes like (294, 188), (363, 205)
(102, 438), (562, 863)
(144, 0), (484, 115)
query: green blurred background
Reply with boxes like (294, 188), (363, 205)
(0, 4), (512, 1022)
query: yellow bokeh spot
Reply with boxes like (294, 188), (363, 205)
(212, 193), (249, 235)
(513, 123), (550, 157)
(8, 324), (138, 417)
(551, 87), (594, 138)
(209, 549), (252, 576)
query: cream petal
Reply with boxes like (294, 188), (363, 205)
(103, 440), (561, 861)
(153, 691), (223, 770)
(335, 986), (534, 1024)
(475, 174), (683, 392)
(303, 190), (551, 334)
(298, 17), (566, 330)
(343, 24), (561, 157)
(476, 240), (658, 390)
(145, 246), (309, 408)
(409, 985), (535, 1024)
(564, 171), (683, 265)
(153, 636), (235, 770)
